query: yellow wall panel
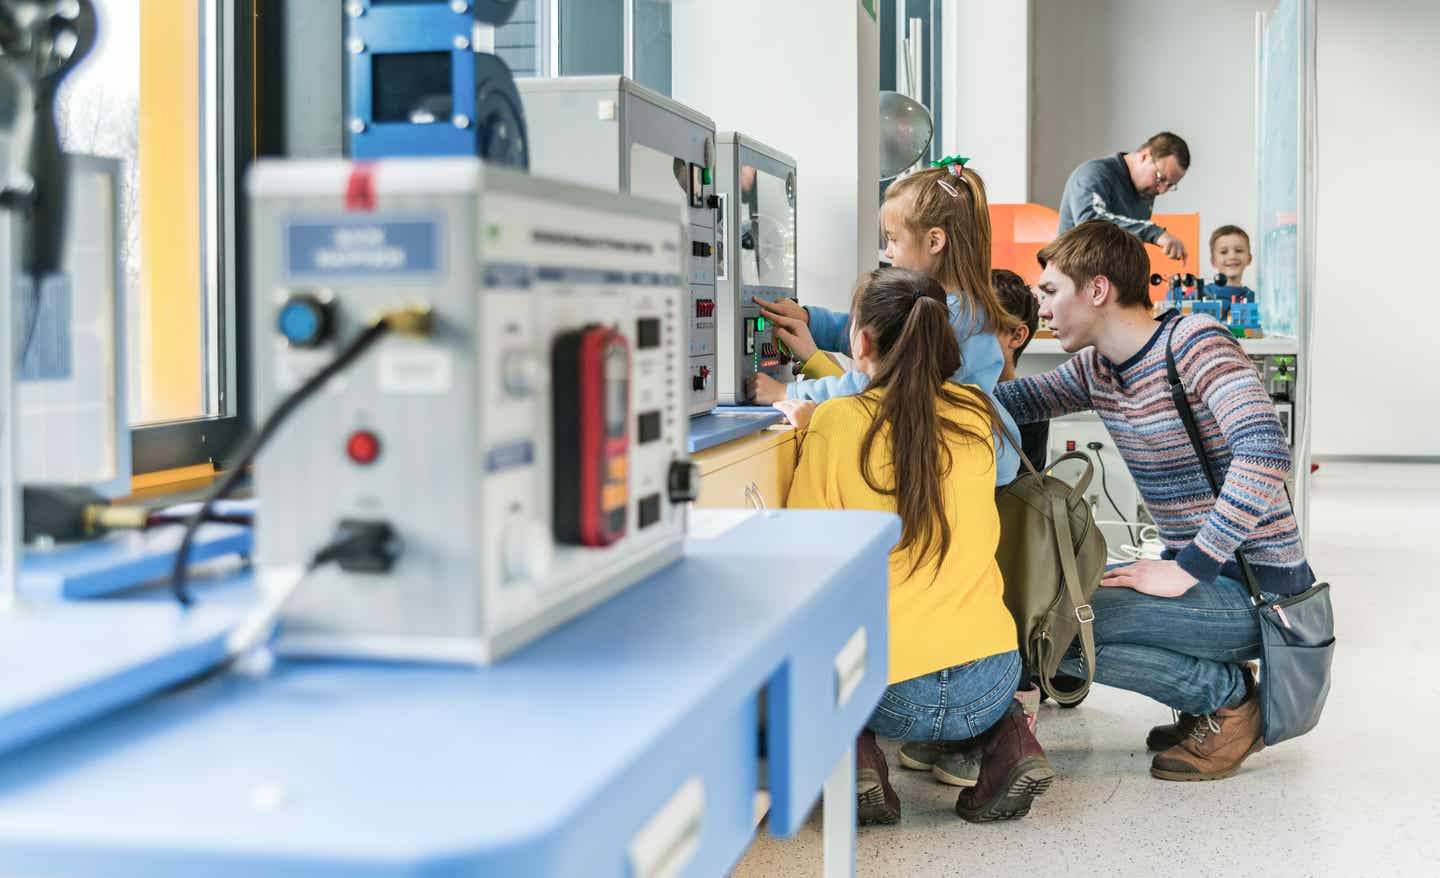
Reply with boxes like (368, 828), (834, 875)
(138, 1), (203, 422)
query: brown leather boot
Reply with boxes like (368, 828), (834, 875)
(955, 701), (1055, 823)
(1150, 692), (1264, 781)
(856, 729), (901, 825)
(1148, 663), (1259, 752)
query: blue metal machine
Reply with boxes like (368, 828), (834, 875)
(344, 0), (529, 166)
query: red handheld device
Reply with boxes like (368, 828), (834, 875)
(552, 326), (630, 546)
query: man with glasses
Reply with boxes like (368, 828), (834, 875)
(1057, 132), (1191, 260)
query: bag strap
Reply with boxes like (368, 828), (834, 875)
(1044, 450), (1097, 500)
(1038, 491), (1096, 706)
(993, 416), (1095, 500)
(1163, 321), (1264, 605)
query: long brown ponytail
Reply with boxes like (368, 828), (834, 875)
(853, 267), (1005, 578)
(883, 165), (1018, 336)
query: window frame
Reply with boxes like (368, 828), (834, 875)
(129, 0), (255, 477)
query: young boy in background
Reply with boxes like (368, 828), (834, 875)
(992, 269), (1048, 470)
(1208, 225), (1255, 303)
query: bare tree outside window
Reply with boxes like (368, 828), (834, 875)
(54, 1), (141, 423)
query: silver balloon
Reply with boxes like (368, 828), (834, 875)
(879, 91), (934, 180)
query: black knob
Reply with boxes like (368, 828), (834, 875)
(705, 195), (721, 209)
(692, 241), (713, 258)
(1213, 273), (1228, 286)
(1150, 273), (1164, 286)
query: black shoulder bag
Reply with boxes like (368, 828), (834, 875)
(1165, 325), (1335, 746)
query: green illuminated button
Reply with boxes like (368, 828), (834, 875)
(756, 316), (766, 331)
(702, 167), (712, 185)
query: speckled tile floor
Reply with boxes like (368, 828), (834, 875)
(732, 462), (1440, 877)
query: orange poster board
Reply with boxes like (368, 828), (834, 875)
(990, 204), (1200, 303)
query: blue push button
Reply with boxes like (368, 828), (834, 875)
(277, 295), (332, 348)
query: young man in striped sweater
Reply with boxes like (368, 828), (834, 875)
(996, 220), (1315, 782)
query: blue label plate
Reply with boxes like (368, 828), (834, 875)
(286, 218), (442, 278)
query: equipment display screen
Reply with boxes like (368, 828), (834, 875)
(629, 142), (692, 207)
(604, 340), (629, 437)
(738, 164), (796, 290)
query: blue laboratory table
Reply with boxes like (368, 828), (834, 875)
(0, 509), (898, 877)
(18, 498), (256, 600)
(687, 409), (785, 453)
(0, 570), (255, 758)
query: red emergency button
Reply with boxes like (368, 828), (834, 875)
(1065, 440), (1076, 452)
(347, 430), (381, 464)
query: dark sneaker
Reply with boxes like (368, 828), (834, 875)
(1150, 692), (1264, 782)
(898, 740), (967, 771)
(1147, 710), (1201, 751)
(856, 729), (901, 825)
(931, 746), (981, 788)
(955, 701), (1055, 823)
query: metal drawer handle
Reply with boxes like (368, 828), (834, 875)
(628, 776), (705, 878)
(834, 626), (868, 709)
(744, 482), (768, 512)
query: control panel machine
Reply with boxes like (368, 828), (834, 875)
(518, 76), (719, 417)
(713, 133), (797, 405)
(247, 158), (692, 664)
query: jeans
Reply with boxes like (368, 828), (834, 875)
(1056, 571), (1271, 716)
(866, 650), (1022, 741)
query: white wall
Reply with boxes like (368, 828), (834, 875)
(1310, 0), (1440, 457)
(941, 0), (1031, 203)
(670, 0), (879, 314)
(1031, 0), (1269, 278)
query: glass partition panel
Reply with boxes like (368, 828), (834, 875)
(559, 0), (623, 76)
(738, 164), (797, 291)
(633, 0), (672, 95)
(629, 141), (693, 206)
(1257, 0), (1300, 337)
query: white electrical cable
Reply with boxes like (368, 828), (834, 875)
(1093, 520), (1165, 564)
(225, 564), (309, 662)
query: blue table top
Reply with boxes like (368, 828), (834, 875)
(687, 410), (785, 453)
(0, 510), (899, 877)
(20, 499), (256, 600)
(0, 567), (259, 759)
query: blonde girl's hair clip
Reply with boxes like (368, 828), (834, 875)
(931, 155), (970, 197)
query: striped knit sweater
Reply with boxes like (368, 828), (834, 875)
(996, 311), (1315, 596)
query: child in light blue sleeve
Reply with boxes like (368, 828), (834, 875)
(753, 162), (1022, 484)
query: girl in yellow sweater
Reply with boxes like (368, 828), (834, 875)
(781, 267), (1053, 826)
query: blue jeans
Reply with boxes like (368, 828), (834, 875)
(1057, 571), (1270, 716)
(866, 650), (1022, 741)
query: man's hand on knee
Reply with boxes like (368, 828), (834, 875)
(1101, 560), (1198, 598)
